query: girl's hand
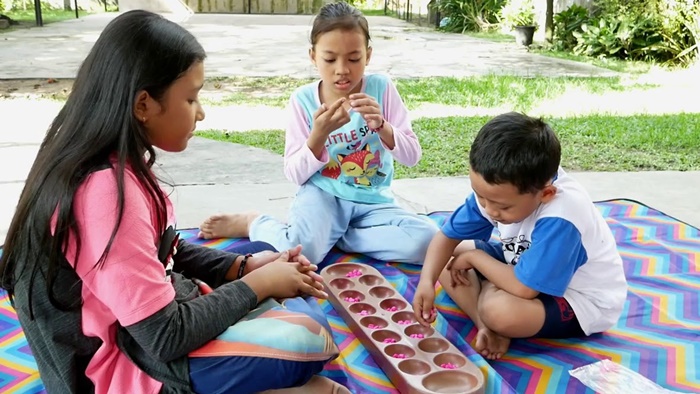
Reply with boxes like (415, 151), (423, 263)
(349, 93), (383, 130)
(242, 250), (328, 302)
(285, 245), (324, 283)
(311, 97), (351, 137)
(245, 244), (312, 274)
(244, 250), (280, 274)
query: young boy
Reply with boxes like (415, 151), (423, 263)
(412, 112), (628, 360)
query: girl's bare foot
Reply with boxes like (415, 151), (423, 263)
(474, 327), (511, 360)
(198, 212), (260, 239)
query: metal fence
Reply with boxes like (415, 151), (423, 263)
(383, 0), (438, 27)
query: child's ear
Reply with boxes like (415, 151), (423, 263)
(366, 46), (372, 65)
(134, 90), (150, 123)
(540, 185), (558, 203)
(134, 90), (155, 123)
(309, 48), (316, 67)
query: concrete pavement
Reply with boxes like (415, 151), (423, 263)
(1, 13), (698, 245)
(0, 13), (616, 79)
(155, 138), (700, 232)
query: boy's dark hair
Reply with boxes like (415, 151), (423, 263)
(310, 1), (371, 48)
(469, 112), (561, 194)
(0, 10), (205, 311)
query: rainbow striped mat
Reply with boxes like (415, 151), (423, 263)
(1, 199), (698, 393)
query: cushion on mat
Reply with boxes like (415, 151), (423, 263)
(1, 199), (699, 394)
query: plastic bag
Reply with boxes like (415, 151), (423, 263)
(569, 359), (692, 394)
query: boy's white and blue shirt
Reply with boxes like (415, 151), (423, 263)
(443, 168), (628, 335)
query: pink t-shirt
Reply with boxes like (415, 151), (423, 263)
(63, 166), (176, 393)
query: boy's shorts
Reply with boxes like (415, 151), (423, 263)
(472, 240), (586, 339)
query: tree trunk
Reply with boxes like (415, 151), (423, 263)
(545, 0), (554, 43)
(64, 0), (72, 10)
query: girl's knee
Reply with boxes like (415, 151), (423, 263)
(297, 243), (328, 266)
(404, 219), (439, 262)
(294, 183), (337, 207)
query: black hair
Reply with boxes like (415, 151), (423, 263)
(469, 112), (561, 194)
(0, 10), (206, 314)
(310, 1), (371, 47)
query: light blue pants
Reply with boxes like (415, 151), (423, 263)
(249, 183), (439, 265)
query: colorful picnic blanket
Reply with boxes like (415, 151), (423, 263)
(1, 199), (698, 393)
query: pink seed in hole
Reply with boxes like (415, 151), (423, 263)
(383, 338), (396, 343)
(385, 306), (398, 312)
(392, 353), (407, 359)
(344, 297), (359, 303)
(440, 362), (458, 369)
(360, 310), (370, 316)
(410, 333), (424, 339)
(398, 320), (411, 325)
(368, 324), (382, 329)
(345, 269), (363, 278)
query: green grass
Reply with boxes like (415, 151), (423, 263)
(200, 76), (313, 107)
(1, 9), (81, 31)
(29, 75), (654, 112)
(531, 48), (655, 74)
(395, 75), (655, 110)
(359, 8), (396, 16)
(199, 113), (700, 178)
(200, 91), (289, 107)
(203, 75), (654, 111)
(464, 31), (514, 43)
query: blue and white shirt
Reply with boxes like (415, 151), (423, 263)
(442, 168), (628, 335)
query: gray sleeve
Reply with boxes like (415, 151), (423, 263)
(123, 280), (258, 362)
(172, 240), (240, 288)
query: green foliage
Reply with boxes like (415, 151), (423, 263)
(499, 0), (536, 29)
(341, 0), (368, 8)
(571, 0), (700, 66)
(657, 1), (700, 66)
(8, 0), (63, 11)
(434, 0), (505, 33)
(573, 14), (669, 61)
(553, 4), (589, 51)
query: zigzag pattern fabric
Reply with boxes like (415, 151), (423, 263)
(1, 199), (698, 393)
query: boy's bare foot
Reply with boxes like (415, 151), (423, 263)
(198, 212), (260, 239)
(474, 327), (510, 360)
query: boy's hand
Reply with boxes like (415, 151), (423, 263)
(311, 97), (351, 137)
(349, 93), (383, 130)
(413, 281), (437, 326)
(446, 263), (471, 287)
(447, 251), (474, 271)
(446, 253), (474, 287)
